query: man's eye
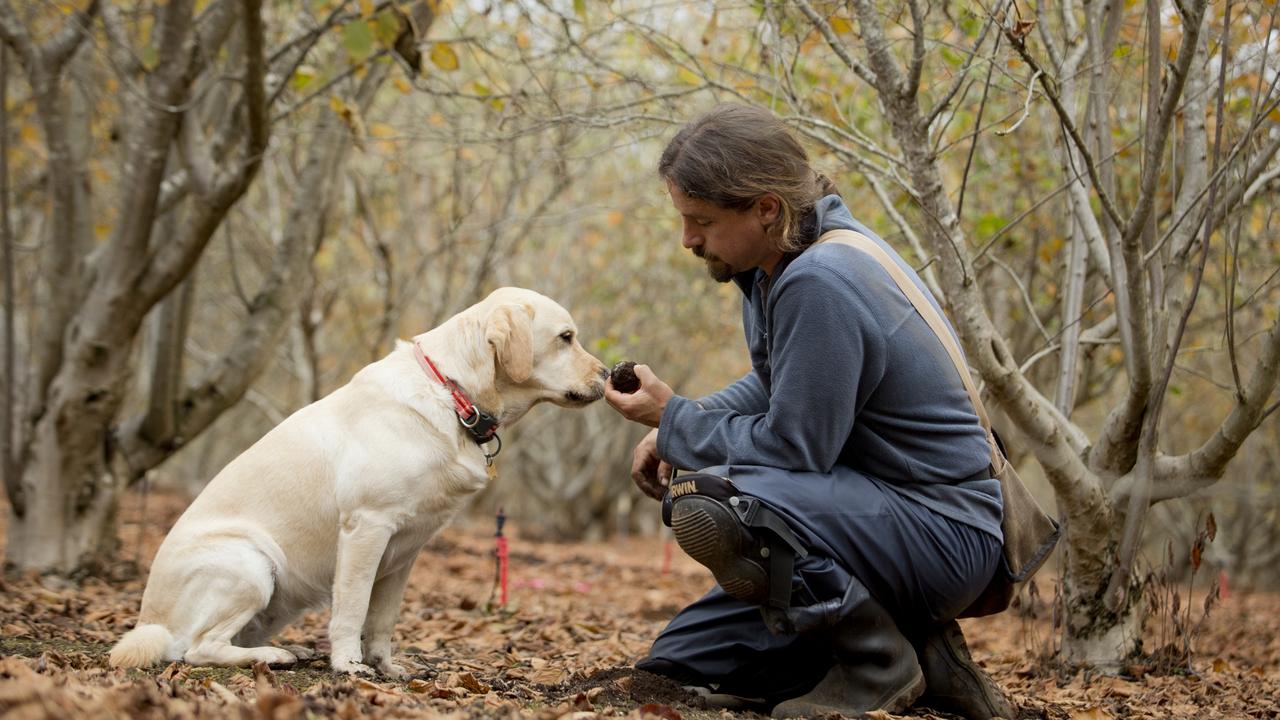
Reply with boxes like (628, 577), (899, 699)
(696, 220), (713, 227)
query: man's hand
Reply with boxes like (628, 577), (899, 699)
(605, 364), (673, 428)
(630, 428), (673, 501)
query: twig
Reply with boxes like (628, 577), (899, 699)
(793, 0), (877, 86)
(1002, 27), (1125, 231)
(996, 69), (1040, 136)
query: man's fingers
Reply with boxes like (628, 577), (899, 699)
(630, 470), (663, 501)
(657, 460), (673, 487)
(633, 364), (659, 387)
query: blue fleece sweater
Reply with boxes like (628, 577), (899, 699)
(657, 196), (1003, 540)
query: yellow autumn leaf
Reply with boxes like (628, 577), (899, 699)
(358, 0), (373, 17)
(393, 75), (412, 93)
(370, 122), (396, 138)
(606, 210), (624, 227)
(430, 43), (459, 71)
(515, 32), (530, 50)
(428, 112), (446, 127)
(830, 16), (853, 34)
(676, 67), (701, 86)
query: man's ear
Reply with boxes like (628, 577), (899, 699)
(486, 303), (533, 383)
(755, 193), (782, 227)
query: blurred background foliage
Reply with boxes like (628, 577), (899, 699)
(3, 0), (1277, 589)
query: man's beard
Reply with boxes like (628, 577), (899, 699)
(694, 248), (736, 283)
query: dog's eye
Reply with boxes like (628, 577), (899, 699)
(559, 331), (574, 343)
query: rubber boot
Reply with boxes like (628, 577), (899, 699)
(913, 620), (1016, 719)
(770, 590), (925, 718)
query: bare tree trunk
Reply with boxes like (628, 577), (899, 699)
(1, 42), (16, 513)
(6, 354), (130, 574)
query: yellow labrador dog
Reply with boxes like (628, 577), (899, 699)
(110, 287), (607, 676)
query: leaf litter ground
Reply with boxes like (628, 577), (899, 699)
(1, 490), (1277, 719)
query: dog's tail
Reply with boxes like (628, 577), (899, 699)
(109, 623), (174, 668)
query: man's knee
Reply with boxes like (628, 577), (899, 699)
(663, 473), (807, 617)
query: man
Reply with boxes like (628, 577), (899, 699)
(605, 103), (1016, 719)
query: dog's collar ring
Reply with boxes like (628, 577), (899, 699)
(481, 434), (502, 466)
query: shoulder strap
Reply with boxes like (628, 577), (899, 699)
(816, 229), (1005, 472)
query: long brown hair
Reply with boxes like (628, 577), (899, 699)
(658, 103), (838, 252)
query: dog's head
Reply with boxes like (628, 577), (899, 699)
(473, 287), (607, 422)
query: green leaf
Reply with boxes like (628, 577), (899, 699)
(374, 10), (402, 48)
(290, 65), (317, 91)
(573, 0), (586, 20)
(140, 43), (159, 70)
(343, 20), (375, 63)
(975, 212), (1004, 239)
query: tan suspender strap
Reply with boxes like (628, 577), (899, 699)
(816, 229), (1005, 473)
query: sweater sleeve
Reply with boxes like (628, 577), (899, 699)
(694, 371), (769, 414)
(657, 265), (885, 473)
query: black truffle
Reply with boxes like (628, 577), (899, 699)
(610, 361), (641, 394)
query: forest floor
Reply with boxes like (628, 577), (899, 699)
(1, 489), (1277, 720)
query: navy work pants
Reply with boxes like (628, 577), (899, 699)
(638, 464), (1001, 701)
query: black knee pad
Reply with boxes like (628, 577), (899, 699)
(662, 473), (808, 612)
(661, 472), (741, 527)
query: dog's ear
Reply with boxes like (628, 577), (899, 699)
(486, 303), (533, 382)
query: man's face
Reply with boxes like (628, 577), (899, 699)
(666, 181), (782, 282)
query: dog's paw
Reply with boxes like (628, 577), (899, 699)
(331, 657), (376, 676)
(370, 657), (408, 680)
(259, 647), (298, 666)
(280, 644), (315, 660)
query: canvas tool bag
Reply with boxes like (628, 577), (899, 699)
(818, 229), (1061, 617)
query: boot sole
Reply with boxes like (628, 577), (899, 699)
(771, 664), (925, 719)
(670, 496), (769, 604)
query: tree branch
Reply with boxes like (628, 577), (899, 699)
(1118, 0), (1208, 248)
(926, 0), (1008, 126)
(118, 64), (390, 481)
(904, 0), (925, 99)
(0, 3), (39, 70)
(794, 0), (878, 87)
(100, 0), (143, 77)
(95, 0), (195, 294)
(848, 0), (1102, 524)
(1003, 27), (1125, 232)
(42, 0), (99, 71)
(1149, 314), (1280, 501)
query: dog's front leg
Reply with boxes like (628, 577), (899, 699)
(362, 559), (415, 678)
(330, 510), (395, 675)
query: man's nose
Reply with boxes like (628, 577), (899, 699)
(682, 225), (701, 249)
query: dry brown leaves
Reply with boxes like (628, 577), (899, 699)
(1, 490), (1278, 719)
